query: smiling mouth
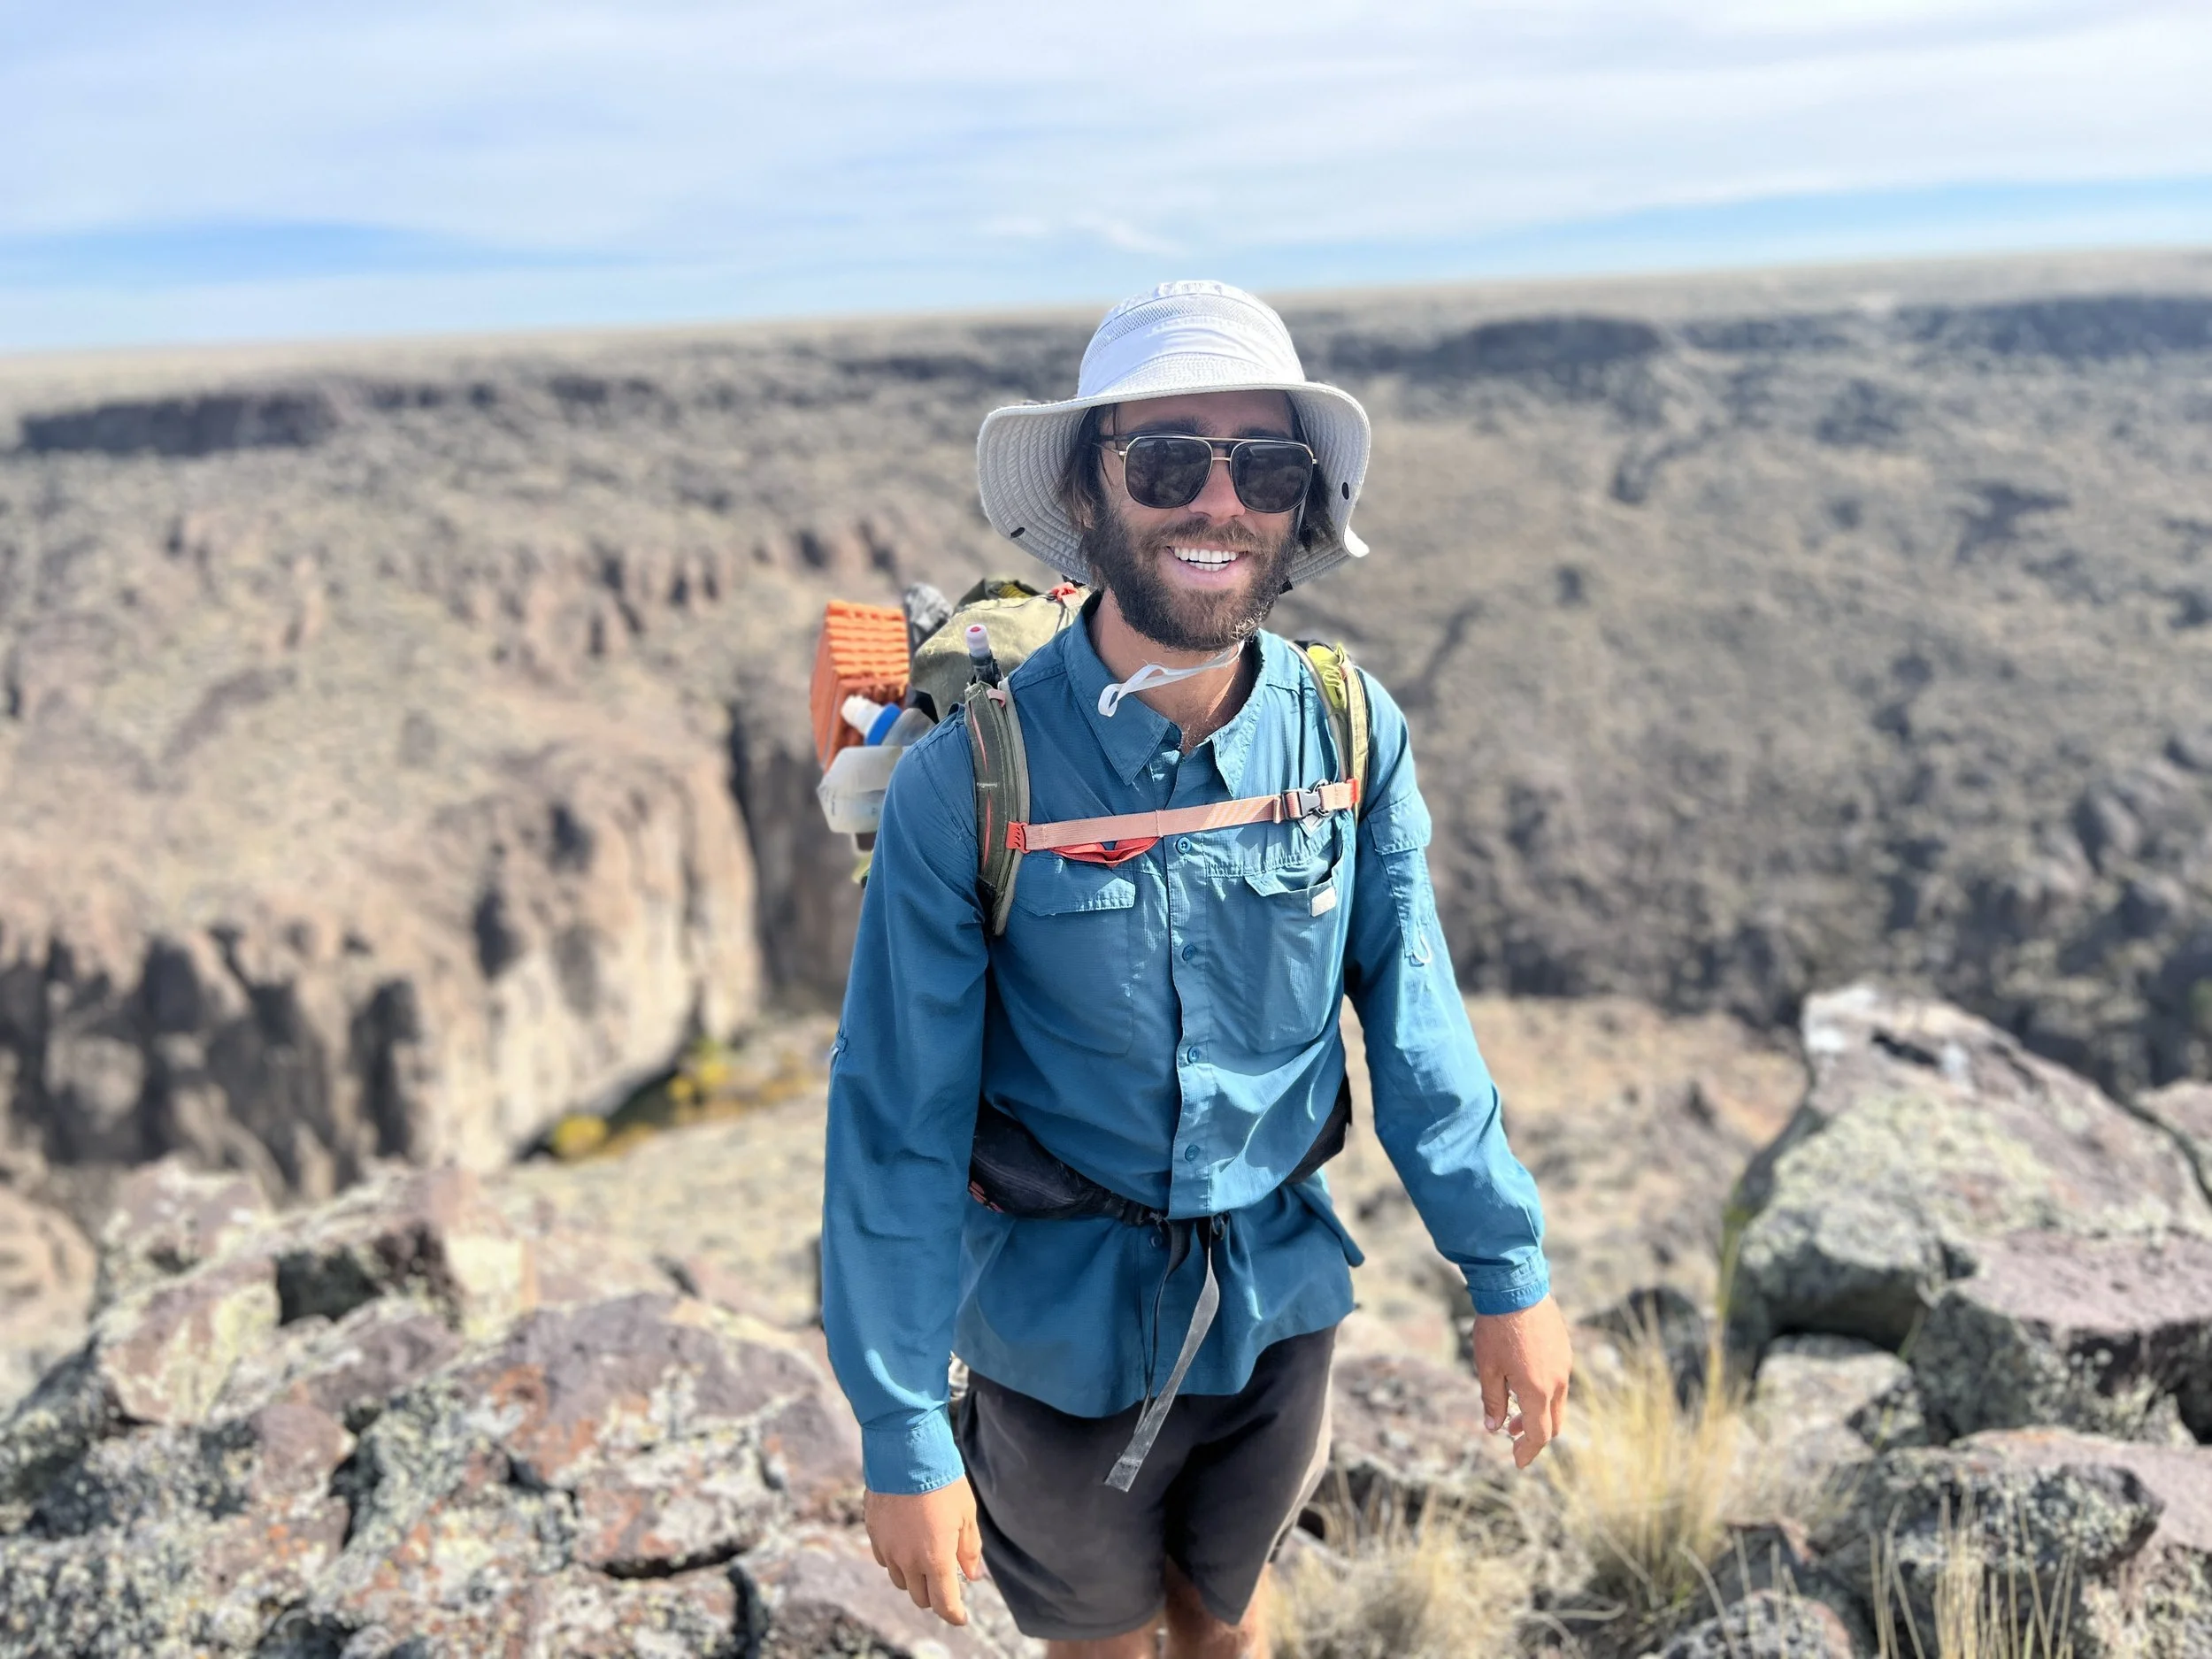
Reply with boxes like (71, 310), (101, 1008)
(1168, 546), (1244, 571)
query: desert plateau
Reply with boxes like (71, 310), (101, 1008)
(0, 249), (2208, 1655)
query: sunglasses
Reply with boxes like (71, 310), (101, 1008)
(1098, 431), (1317, 516)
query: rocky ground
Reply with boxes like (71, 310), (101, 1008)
(4, 250), (2212, 1232)
(0, 986), (2204, 1656)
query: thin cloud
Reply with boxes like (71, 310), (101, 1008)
(0, 1), (2206, 349)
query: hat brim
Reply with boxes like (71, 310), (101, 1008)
(975, 380), (1371, 589)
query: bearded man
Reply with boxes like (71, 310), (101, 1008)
(821, 280), (1571, 1658)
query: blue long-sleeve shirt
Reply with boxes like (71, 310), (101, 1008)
(821, 612), (1548, 1494)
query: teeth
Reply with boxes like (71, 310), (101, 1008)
(1171, 547), (1240, 569)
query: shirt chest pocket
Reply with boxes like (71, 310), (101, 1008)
(1205, 847), (1348, 1054)
(998, 859), (1139, 1056)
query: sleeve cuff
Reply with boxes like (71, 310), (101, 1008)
(860, 1408), (966, 1496)
(1464, 1259), (1552, 1317)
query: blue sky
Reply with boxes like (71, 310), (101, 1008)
(2, 1), (2208, 352)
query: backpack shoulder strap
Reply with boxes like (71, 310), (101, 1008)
(1295, 641), (1372, 817)
(964, 678), (1030, 934)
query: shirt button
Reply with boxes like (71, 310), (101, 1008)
(1181, 942), (1198, 963)
(1185, 1044), (1202, 1064)
(1176, 837), (1193, 854)
(1184, 1144), (1202, 1163)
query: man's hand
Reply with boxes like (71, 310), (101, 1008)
(1471, 1294), (1573, 1470)
(864, 1478), (986, 1625)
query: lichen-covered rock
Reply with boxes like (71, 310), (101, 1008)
(1822, 1428), (2212, 1658)
(1729, 987), (2212, 1356)
(1910, 1228), (2212, 1443)
(1964, 1429), (2212, 1655)
(1647, 1589), (1855, 1659)
(91, 1157), (267, 1310)
(287, 1293), (862, 1654)
(0, 1393), (354, 1657)
(96, 1254), (281, 1427)
(0, 1139), (901, 1656)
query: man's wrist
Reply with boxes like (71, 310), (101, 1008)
(860, 1409), (965, 1496)
(1465, 1261), (1551, 1318)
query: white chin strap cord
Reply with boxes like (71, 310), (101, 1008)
(1097, 644), (1242, 718)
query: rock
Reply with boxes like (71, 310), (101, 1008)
(254, 1164), (536, 1337)
(0, 1184), (94, 1410)
(1647, 1589), (1855, 1659)
(91, 1157), (266, 1310)
(0, 1134), (918, 1658)
(2141, 1079), (2212, 1197)
(0, 1394), (355, 1657)
(1971, 1428), (2212, 1656)
(1910, 1228), (2212, 1443)
(1749, 1334), (1926, 1507)
(741, 1525), (1037, 1658)
(1822, 1428), (2212, 1658)
(294, 1293), (863, 1653)
(210, 1294), (464, 1426)
(1698, 1521), (1877, 1654)
(0, 741), (762, 1204)
(0, 1282), (868, 1655)
(88, 1254), (280, 1425)
(1323, 1350), (1515, 1520)
(1729, 987), (2212, 1357)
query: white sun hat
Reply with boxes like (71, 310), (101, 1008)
(975, 280), (1371, 588)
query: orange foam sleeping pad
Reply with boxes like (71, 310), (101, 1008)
(810, 601), (910, 770)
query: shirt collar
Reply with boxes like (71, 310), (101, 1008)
(1061, 603), (1302, 793)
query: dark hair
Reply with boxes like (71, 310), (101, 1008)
(1054, 402), (1337, 557)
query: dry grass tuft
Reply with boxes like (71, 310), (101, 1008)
(1269, 1498), (1531, 1659)
(1540, 1309), (1750, 1621)
(1871, 1498), (2078, 1659)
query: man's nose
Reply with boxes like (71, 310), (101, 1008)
(1186, 454), (1245, 520)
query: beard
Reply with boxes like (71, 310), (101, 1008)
(1079, 505), (1298, 653)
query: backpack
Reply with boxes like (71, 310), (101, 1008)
(810, 575), (1372, 924)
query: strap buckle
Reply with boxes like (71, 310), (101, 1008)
(1283, 786), (1326, 822)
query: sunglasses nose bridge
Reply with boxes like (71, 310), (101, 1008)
(1186, 447), (1246, 516)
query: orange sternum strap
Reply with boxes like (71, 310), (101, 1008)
(1008, 780), (1359, 865)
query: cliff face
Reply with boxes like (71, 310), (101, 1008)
(3, 250), (2211, 1209)
(0, 372), (772, 1205)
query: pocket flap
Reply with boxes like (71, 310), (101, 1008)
(1013, 859), (1138, 916)
(1242, 862), (1336, 901)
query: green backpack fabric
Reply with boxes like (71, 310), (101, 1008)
(909, 578), (1087, 724)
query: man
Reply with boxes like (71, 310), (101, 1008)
(822, 280), (1571, 1658)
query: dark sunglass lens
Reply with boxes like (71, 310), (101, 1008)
(1231, 442), (1312, 514)
(1122, 435), (1214, 509)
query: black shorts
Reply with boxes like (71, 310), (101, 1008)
(954, 1326), (1336, 1641)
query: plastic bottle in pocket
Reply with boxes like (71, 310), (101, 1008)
(817, 743), (903, 834)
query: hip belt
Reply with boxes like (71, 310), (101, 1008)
(966, 1082), (1349, 1491)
